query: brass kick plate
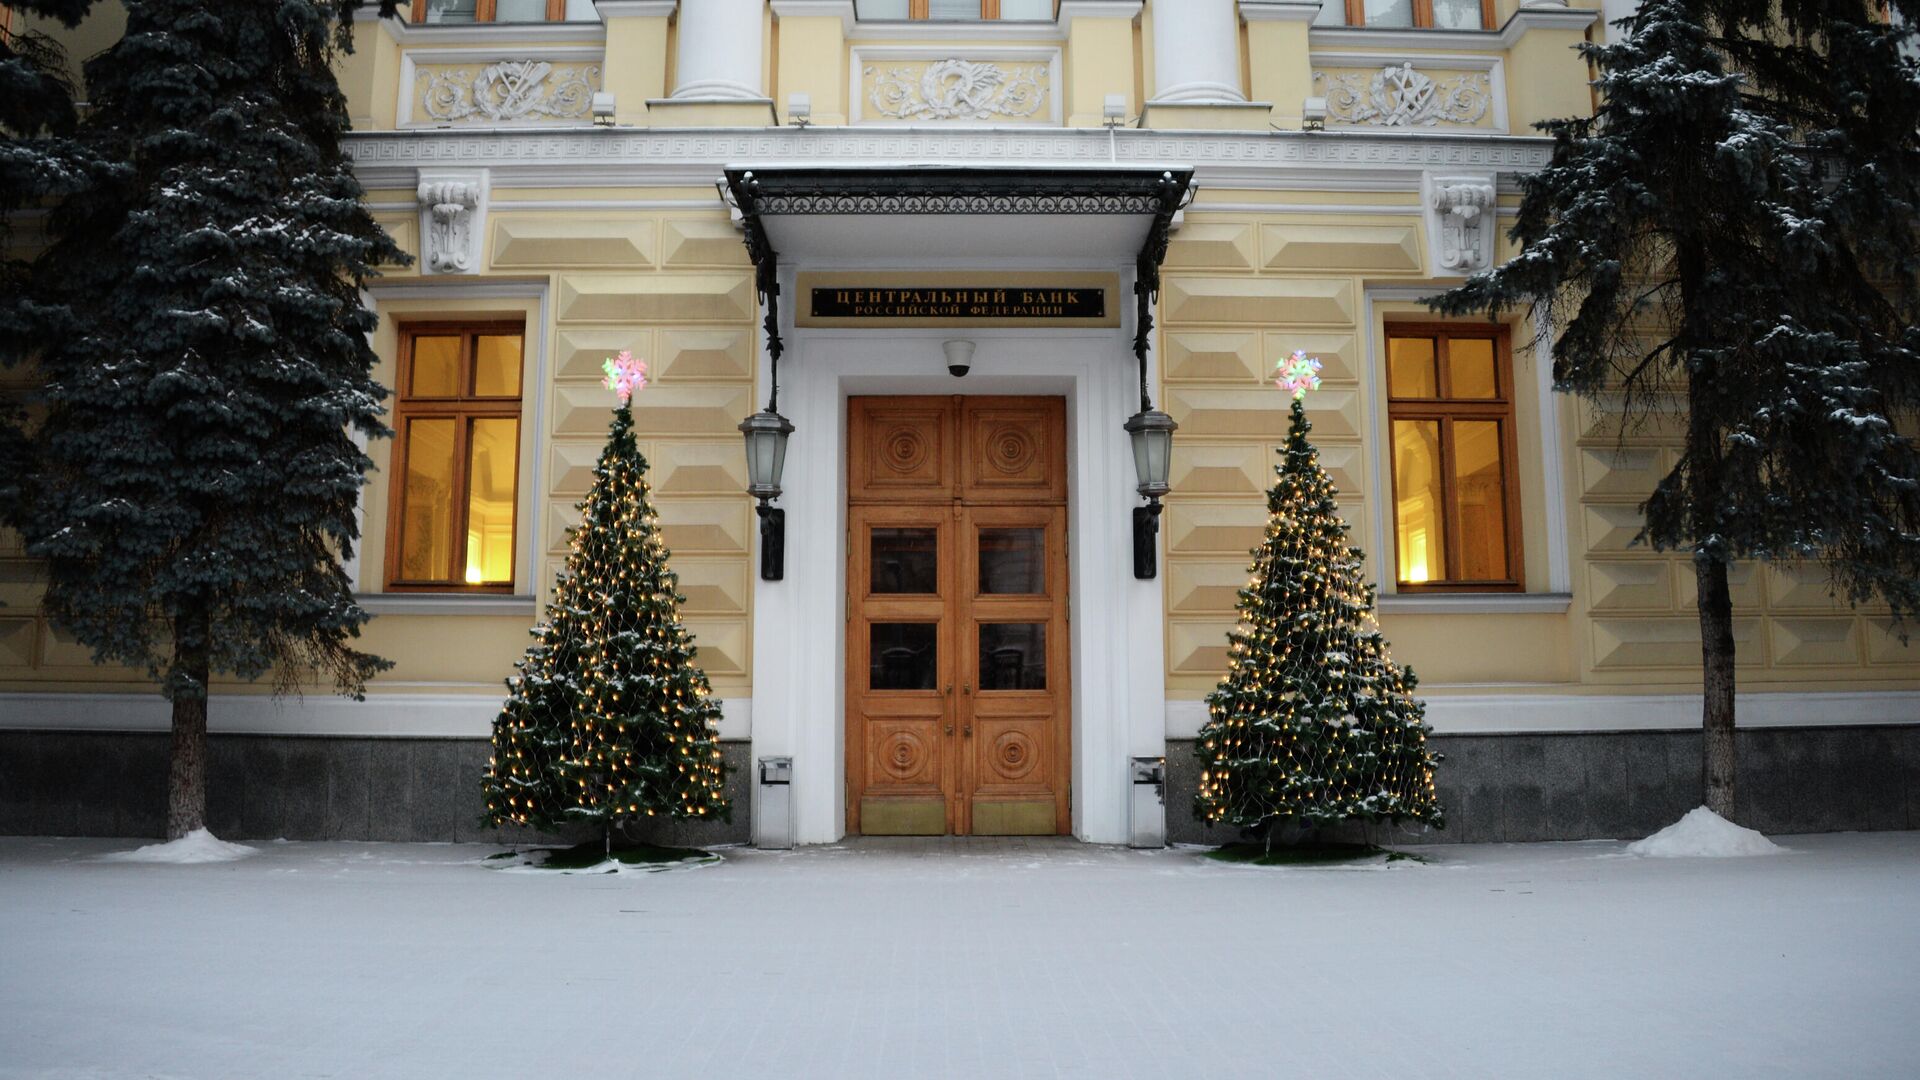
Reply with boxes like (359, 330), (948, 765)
(859, 798), (946, 836)
(970, 799), (1056, 836)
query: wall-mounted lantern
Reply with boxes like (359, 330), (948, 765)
(739, 408), (792, 581)
(1124, 406), (1177, 579)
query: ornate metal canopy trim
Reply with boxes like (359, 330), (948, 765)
(720, 165), (1196, 410)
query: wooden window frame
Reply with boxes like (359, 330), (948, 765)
(385, 321), (527, 594)
(410, 0), (567, 23)
(1343, 0), (1497, 30)
(1384, 322), (1524, 593)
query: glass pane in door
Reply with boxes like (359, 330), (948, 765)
(979, 528), (1044, 594)
(870, 623), (938, 690)
(979, 623), (1046, 690)
(871, 528), (938, 593)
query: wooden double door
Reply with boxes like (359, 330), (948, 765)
(847, 396), (1071, 836)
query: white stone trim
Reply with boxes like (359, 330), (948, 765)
(1239, 1), (1323, 23)
(851, 20), (1071, 43)
(415, 168), (489, 273)
(361, 279), (553, 594)
(1057, 0), (1141, 35)
(751, 269), (1164, 846)
(1163, 690), (1920, 738)
(381, 21), (609, 46)
(1376, 593), (1572, 615)
(344, 127), (1557, 191)
(672, 0), (765, 100)
(0, 692), (752, 740)
(1531, 304), (1573, 594)
(1308, 4), (1598, 51)
(848, 46), (1064, 127)
(593, 0), (677, 17)
(356, 593), (538, 616)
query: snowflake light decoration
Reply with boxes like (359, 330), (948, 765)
(1274, 349), (1323, 400)
(601, 351), (648, 404)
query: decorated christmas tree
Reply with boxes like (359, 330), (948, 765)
(1194, 353), (1442, 838)
(483, 353), (730, 836)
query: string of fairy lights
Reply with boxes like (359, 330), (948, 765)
(1194, 352), (1443, 831)
(481, 352), (730, 831)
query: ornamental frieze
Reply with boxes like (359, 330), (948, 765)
(412, 59), (602, 125)
(853, 49), (1061, 125)
(1313, 61), (1495, 129)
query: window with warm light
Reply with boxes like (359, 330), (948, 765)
(1385, 324), (1522, 590)
(412, 0), (567, 24)
(387, 323), (525, 592)
(1342, 0), (1492, 30)
(855, 0), (1056, 19)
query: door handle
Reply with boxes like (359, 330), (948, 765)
(964, 725), (973, 738)
(944, 683), (953, 695)
(963, 682), (972, 695)
(945, 723), (954, 736)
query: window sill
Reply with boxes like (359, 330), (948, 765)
(357, 593), (538, 616)
(1376, 592), (1571, 615)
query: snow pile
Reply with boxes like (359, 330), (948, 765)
(98, 829), (258, 865)
(1627, 807), (1783, 858)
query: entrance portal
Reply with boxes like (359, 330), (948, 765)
(845, 396), (1071, 836)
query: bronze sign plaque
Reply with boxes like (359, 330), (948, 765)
(811, 287), (1107, 321)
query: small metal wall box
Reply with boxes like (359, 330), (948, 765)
(1129, 755), (1168, 849)
(754, 756), (795, 849)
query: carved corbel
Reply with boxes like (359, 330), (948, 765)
(416, 169), (490, 275)
(1421, 171), (1498, 277)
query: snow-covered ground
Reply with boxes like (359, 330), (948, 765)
(3, 832), (1918, 1079)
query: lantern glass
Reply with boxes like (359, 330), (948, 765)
(739, 410), (794, 501)
(1124, 409), (1177, 499)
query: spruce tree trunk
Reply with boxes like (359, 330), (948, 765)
(1694, 556), (1738, 819)
(166, 608), (211, 839)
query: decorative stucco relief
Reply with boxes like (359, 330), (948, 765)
(1422, 172), (1498, 275)
(1314, 62), (1492, 128)
(416, 169), (488, 275)
(861, 58), (1052, 123)
(414, 60), (602, 124)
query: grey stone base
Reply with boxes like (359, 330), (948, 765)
(2, 727), (1914, 846)
(1165, 727), (1920, 846)
(0, 731), (751, 848)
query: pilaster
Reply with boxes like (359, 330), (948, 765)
(594, 1), (676, 127)
(773, 1), (854, 126)
(1059, 1), (1141, 128)
(1240, 1), (1317, 130)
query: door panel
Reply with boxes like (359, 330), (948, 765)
(847, 399), (1070, 837)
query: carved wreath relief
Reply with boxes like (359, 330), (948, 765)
(866, 59), (1048, 122)
(1314, 62), (1491, 127)
(416, 60), (601, 124)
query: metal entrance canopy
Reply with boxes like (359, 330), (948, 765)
(720, 165), (1197, 409)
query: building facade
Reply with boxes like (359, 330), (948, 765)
(4, 0), (1917, 846)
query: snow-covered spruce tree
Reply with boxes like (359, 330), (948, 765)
(483, 354), (730, 840)
(1, 1), (109, 527)
(14, 1), (406, 838)
(1431, 0), (1920, 821)
(1195, 361), (1442, 840)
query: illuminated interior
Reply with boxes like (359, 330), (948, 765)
(1392, 419), (1444, 584)
(463, 418), (519, 584)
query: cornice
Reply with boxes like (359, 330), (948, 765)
(1058, 0), (1143, 34)
(593, 0), (678, 16)
(1308, 4), (1597, 50)
(771, 0), (854, 35)
(1238, 1), (1323, 23)
(344, 126), (1555, 192)
(849, 19), (1069, 42)
(378, 20), (609, 45)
